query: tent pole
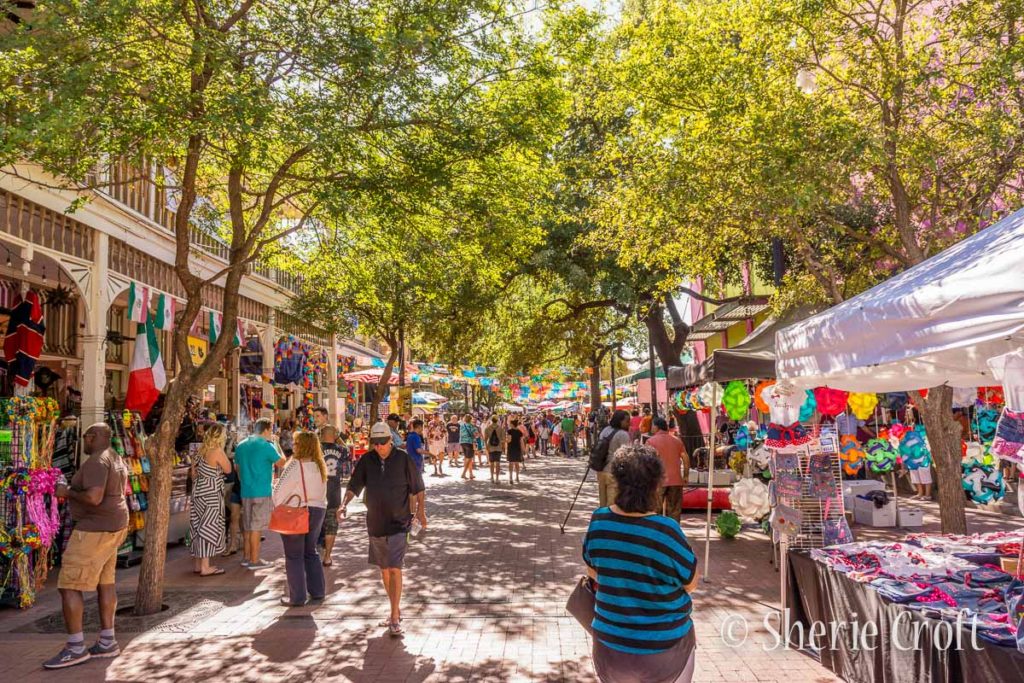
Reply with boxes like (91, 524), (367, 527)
(703, 384), (718, 581)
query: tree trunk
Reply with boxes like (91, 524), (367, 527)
(919, 385), (968, 534)
(133, 381), (188, 615)
(369, 345), (399, 424)
(589, 358), (602, 414)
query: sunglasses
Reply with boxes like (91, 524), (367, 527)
(370, 439), (391, 446)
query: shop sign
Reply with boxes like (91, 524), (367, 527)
(187, 336), (208, 367)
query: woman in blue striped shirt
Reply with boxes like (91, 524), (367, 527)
(583, 443), (699, 683)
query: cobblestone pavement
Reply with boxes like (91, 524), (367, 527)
(0, 454), (1015, 682)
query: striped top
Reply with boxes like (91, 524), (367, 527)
(582, 507), (697, 654)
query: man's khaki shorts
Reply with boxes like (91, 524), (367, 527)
(57, 528), (128, 592)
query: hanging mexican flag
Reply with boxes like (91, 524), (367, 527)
(208, 311), (222, 344)
(154, 293), (175, 331)
(234, 319), (244, 346)
(127, 282), (149, 323)
(125, 313), (166, 418)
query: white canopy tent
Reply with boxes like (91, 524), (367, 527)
(776, 207), (1024, 391)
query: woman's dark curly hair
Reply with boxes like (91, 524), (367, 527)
(610, 443), (664, 513)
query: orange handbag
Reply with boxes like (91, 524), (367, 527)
(269, 462), (309, 535)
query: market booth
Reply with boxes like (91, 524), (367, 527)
(666, 308), (823, 576)
(774, 208), (1024, 682)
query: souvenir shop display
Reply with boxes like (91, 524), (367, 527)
(0, 396), (63, 608)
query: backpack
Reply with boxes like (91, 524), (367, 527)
(588, 429), (618, 472)
(488, 428), (500, 448)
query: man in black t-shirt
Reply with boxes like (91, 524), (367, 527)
(342, 421), (426, 637)
(319, 426), (348, 566)
(444, 414), (461, 466)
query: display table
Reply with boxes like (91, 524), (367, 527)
(787, 550), (1024, 683)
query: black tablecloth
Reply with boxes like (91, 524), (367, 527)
(787, 550), (1024, 683)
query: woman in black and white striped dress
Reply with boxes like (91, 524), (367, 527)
(190, 423), (231, 576)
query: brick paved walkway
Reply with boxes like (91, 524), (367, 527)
(0, 455), (1015, 682)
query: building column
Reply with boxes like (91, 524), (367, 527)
(80, 232), (109, 427)
(327, 334), (339, 428)
(262, 312), (276, 412)
(230, 347), (241, 425)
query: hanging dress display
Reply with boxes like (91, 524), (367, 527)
(987, 349), (1024, 466)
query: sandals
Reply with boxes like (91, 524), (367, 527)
(198, 567), (225, 577)
(387, 621), (404, 636)
(322, 558), (333, 567)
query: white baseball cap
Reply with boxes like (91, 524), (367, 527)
(370, 422), (392, 441)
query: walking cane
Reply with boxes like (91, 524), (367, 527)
(560, 466), (591, 534)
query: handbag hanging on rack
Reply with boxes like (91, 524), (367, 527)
(269, 461), (309, 535)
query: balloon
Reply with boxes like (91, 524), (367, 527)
(864, 438), (897, 473)
(729, 478), (771, 520)
(847, 393), (878, 420)
(728, 450), (747, 475)
(753, 381), (775, 414)
(748, 445), (771, 469)
(839, 435), (865, 476)
(978, 386), (1005, 405)
(722, 381), (752, 421)
(799, 390), (817, 422)
(962, 461), (1005, 504)
(814, 387), (849, 417)
(698, 382), (719, 408)
(899, 427), (932, 470)
(734, 425), (751, 451)
(716, 511), (742, 539)
(975, 408), (999, 442)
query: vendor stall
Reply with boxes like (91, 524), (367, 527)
(774, 207), (1024, 677)
(789, 532), (1024, 683)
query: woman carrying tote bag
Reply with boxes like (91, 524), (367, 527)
(272, 431), (329, 606)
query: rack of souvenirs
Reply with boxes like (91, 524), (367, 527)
(0, 397), (64, 608)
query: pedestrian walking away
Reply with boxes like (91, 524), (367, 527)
(341, 421), (427, 636)
(274, 431), (329, 606)
(595, 410), (631, 508)
(319, 425), (348, 567)
(507, 418), (525, 483)
(483, 415), (506, 483)
(234, 418), (286, 569)
(189, 423), (232, 576)
(44, 423), (130, 670)
(646, 417), (689, 522)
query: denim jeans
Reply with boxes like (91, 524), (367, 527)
(281, 506), (327, 604)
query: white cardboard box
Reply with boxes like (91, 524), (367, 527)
(853, 496), (896, 527)
(898, 507), (924, 528)
(711, 471), (734, 486)
(843, 480), (885, 510)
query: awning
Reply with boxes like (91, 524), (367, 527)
(686, 296), (771, 341)
(616, 366), (666, 384)
(343, 368), (409, 385)
(668, 306), (823, 388)
(775, 207), (1024, 392)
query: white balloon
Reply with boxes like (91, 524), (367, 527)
(729, 478), (771, 520)
(698, 382), (719, 407)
